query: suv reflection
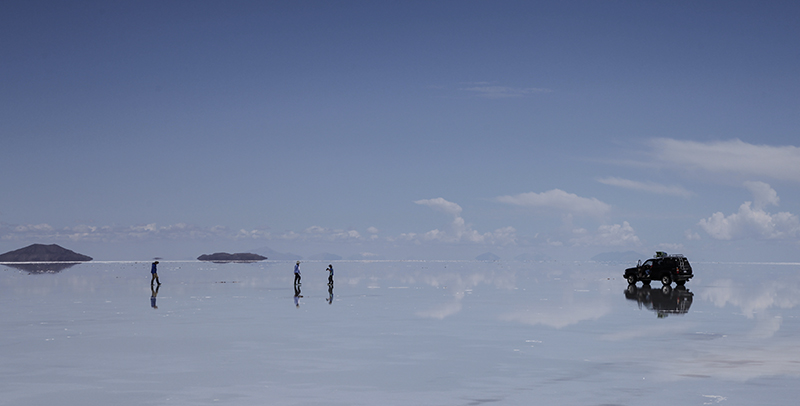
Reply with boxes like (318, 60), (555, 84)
(625, 284), (693, 318)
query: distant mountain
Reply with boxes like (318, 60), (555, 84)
(0, 244), (92, 262)
(197, 252), (267, 262)
(591, 251), (645, 263)
(347, 252), (386, 260)
(514, 253), (553, 262)
(252, 246), (302, 261)
(308, 252), (342, 261)
(476, 252), (501, 261)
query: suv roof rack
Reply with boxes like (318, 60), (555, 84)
(654, 251), (685, 258)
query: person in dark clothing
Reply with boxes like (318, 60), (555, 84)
(326, 264), (334, 285)
(294, 261), (301, 286)
(151, 261), (161, 286)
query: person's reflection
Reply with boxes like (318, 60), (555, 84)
(294, 283), (303, 308)
(326, 264), (334, 305)
(150, 284), (160, 309)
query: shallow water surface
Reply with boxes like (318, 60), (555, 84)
(2, 260), (799, 405)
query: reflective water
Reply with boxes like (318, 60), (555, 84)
(2, 260), (799, 405)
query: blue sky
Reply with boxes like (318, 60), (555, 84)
(2, 1), (799, 261)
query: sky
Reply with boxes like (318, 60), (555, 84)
(1, 0), (799, 261)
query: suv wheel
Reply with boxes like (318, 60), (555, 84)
(661, 275), (672, 286)
(626, 275), (637, 285)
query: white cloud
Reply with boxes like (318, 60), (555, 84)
(460, 84), (552, 99)
(367, 227), (379, 234)
(302, 226), (362, 241)
(1, 222), (231, 242)
(699, 203), (800, 240)
(743, 180), (779, 210)
(489, 226), (518, 245)
(698, 183), (800, 240)
(653, 138), (800, 182)
(597, 177), (692, 198)
(13, 223), (54, 232)
(305, 225), (327, 234)
(414, 198), (462, 216)
(496, 189), (611, 217)
(412, 197), (517, 245)
(569, 221), (641, 246)
(0, 221), (367, 244)
(235, 228), (270, 239)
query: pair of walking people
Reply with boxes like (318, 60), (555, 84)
(293, 262), (334, 307)
(293, 261), (334, 286)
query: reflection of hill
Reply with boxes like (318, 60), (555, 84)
(2, 262), (78, 274)
(625, 284), (693, 318)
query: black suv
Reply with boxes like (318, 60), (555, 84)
(624, 252), (693, 286)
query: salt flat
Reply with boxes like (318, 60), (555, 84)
(2, 260), (799, 405)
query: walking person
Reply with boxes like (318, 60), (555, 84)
(150, 261), (161, 286)
(294, 261), (301, 286)
(326, 264), (334, 285)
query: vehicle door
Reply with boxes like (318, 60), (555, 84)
(641, 259), (655, 277)
(650, 259), (665, 278)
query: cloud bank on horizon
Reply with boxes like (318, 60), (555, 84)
(1, 138), (799, 259)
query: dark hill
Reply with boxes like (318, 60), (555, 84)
(476, 252), (501, 261)
(197, 252), (267, 262)
(0, 244), (93, 262)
